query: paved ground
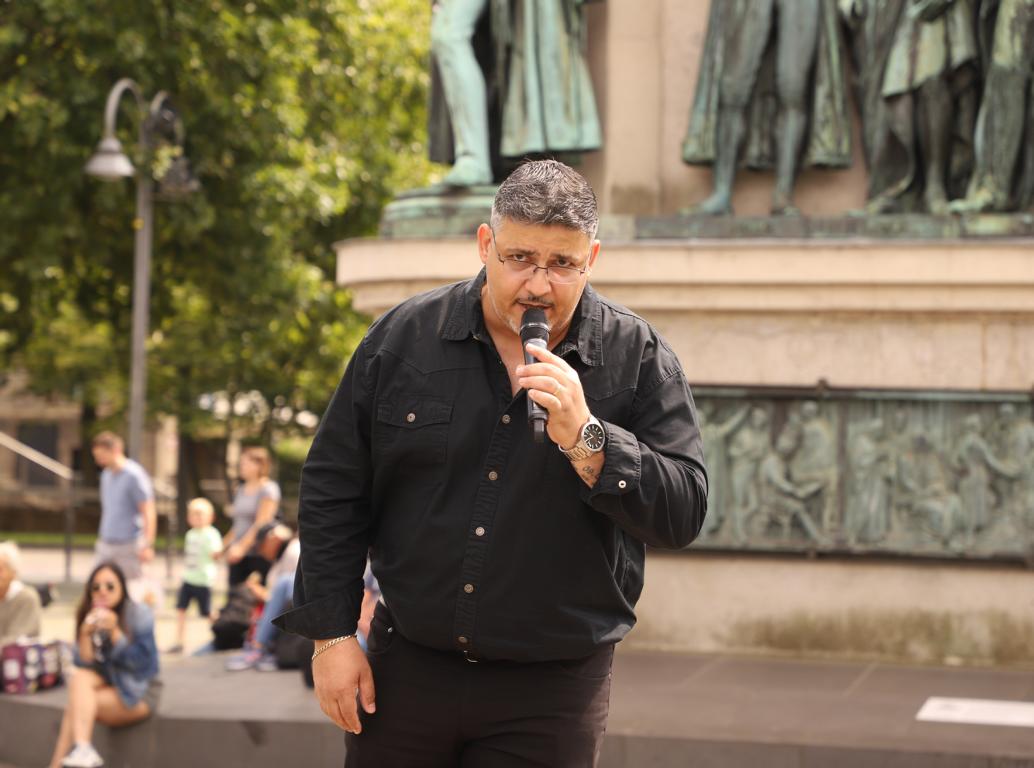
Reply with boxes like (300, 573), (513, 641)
(4, 547), (1034, 767)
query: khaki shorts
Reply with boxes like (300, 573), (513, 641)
(94, 538), (144, 580)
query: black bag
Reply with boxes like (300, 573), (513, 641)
(211, 585), (259, 650)
(272, 631), (313, 671)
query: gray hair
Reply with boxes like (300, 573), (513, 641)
(0, 541), (20, 575)
(490, 160), (599, 239)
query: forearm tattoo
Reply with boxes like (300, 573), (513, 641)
(578, 464), (599, 488)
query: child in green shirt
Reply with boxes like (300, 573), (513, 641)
(168, 498), (222, 654)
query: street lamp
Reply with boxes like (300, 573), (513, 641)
(85, 78), (198, 460)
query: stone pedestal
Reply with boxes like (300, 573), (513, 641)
(339, 0), (1034, 662)
(379, 186), (495, 239)
(336, 220), (1034, 660)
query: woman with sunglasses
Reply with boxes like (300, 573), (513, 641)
(48, 561), (160, 768)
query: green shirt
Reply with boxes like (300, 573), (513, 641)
(183, 525), (222, 587)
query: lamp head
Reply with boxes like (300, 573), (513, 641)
(84, 136), (135, 181)
(156, 155), (200, 199)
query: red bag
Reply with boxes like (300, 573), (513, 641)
(1, 639), (63, 694)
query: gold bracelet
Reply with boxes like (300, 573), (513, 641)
(311, 634), (355, 662)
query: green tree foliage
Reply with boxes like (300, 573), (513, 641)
(0, 0), (432, 442)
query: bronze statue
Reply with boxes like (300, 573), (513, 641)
(951, 0), (1034, 212)
(428, 0), (602, 186)
(841, 0), (980, 214)
(682, 0), (852, 216)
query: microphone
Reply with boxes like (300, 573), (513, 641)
(520, 307), (550, 444)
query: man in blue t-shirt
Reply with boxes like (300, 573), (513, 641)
(91, 432), (156, 580)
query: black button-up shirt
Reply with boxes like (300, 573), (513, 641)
(276, 270), (708, 662)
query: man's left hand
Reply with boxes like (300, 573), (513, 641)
(139, 545), (155, 563)
(517, 344), (591, 450)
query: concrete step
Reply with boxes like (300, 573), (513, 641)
(2, 650), (1033, 767)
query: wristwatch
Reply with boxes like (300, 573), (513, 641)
(559, 415), (606, 461)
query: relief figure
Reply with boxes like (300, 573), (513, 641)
(788, 401), (839, 532)
(845, 418), (893, 544)
(952, 413), (1012, 542)
(698, 404), (750, 537)
(758, 430), (829, 544)
(727, 407), (771, 543)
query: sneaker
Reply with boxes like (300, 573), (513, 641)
(255, 653), (279, 672)
(61, 742), (104, 768)
(225, 648), (262, 671)
(164, 644), (184, 655)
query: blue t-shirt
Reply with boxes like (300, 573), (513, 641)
(98, 459), (154, 543)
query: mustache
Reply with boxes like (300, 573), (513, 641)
(517, 296), (554, 308)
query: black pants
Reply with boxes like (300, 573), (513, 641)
(345, 603), (613, 768)
(227, 553), (270, 590)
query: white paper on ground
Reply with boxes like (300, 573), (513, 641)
(916, 697), (1034, 728)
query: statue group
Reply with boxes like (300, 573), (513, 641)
(698, 396), (1034, 557)
(427, 0), (1034, 216)
(428, 0), (601, 187)
(683, 0), (1034, 215)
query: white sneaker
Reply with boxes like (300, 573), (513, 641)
(61, 742), (104, 768)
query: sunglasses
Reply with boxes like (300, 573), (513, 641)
(91, 581), (118, 594)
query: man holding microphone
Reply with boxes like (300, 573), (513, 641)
(276, 160), (708, 766)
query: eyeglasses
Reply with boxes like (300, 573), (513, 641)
(491, 230), (589, 285)
(91, 581), (118, 594)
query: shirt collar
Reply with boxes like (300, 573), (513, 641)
(440, 269), (602, 367)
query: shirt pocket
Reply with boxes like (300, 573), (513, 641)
(374, 394), (453, 469)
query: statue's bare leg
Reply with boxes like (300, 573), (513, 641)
(916, 77), (952, 214)
(431, 0), (492, 187)
(771, 0), (819, 216)
(694, 107), (747, 215)
(695, 1), (774, 216)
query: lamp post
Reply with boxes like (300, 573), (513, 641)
(85, 78), (197, 460)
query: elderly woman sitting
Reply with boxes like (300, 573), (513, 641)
(0, 540), (42, 645)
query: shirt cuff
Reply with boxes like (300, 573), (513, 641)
(272, 592), (359, 641)
(581, 419), (642, 502)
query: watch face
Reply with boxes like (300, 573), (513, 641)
(583, 422), (606, 451)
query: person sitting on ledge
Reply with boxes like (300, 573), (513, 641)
(0, 540), (42, 646)
(48, 562), (161, 768)
(224, 523), (300, 672)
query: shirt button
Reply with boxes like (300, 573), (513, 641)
(458, 635), (469, 644)
(463, 583), (475, 594)
(488, 470), (499, 481)
(406, 412), (416, 423)
(618, 480), (627, 489)
(475, 526), (486, 537)
(501, 414), (511, 425)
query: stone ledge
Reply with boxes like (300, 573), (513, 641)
(336, 236), (1034, 317)
(3, 651), (1033, 768)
